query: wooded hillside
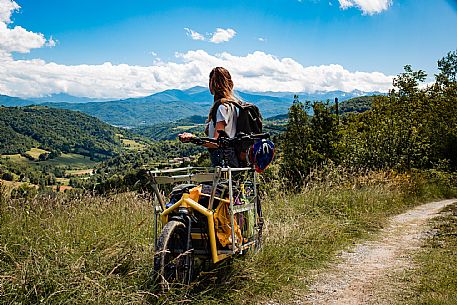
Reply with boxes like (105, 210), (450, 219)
(0, 106), (126, 159)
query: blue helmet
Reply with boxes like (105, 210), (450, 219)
(249, 139), (275, 173)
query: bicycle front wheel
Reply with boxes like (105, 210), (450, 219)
(154, 220), (194, 291)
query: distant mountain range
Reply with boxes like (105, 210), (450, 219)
(0, 87), (383, 128)
(30, 93), (113, 104)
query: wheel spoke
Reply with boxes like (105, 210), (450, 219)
(154, 220), (194, 291)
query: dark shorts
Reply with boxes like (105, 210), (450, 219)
(208, 147), (240, 168)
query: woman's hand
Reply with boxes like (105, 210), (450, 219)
(178, 132), (195, 143)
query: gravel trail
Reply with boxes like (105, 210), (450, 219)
(301, 199), (456, 305)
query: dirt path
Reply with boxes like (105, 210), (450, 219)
(301, 199), (456, 305)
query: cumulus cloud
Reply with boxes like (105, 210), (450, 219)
(184, 27), (236, 44)
(0, 0), (20, 23)
(184, 27), (205, 41)
(338, 0), (392, 15)
(0, 49), (394, 98)
(0, 22), (47, 54)
(209, 28), (236, 43)
(0, 0), (55, 57)
(0, 2), (393, 98)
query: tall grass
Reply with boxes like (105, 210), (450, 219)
(0, 189), (157, 304)
(1, 169), (456, 304)
(174, 168), (457, 304)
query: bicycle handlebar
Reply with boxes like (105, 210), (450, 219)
(187, 132), (270, 147)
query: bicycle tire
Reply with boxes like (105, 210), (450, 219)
(154, 220), (194, 292)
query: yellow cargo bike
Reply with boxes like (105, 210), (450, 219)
(150, 133), (270, 291)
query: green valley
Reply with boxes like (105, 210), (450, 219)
(0, 106), (151, 190)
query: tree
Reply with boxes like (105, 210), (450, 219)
(281, 96), (310, 186)
(280, 96), (340, 187)
(340, 66), (430, 170)
(339, 51), (457, 171)
(429, 50), (457, 169)
(308, 101), (340, 165)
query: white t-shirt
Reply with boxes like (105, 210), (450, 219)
(207, 103), (238, 139)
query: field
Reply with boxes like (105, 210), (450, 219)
(0, 179), (38, 192)
(0, 153), (31, 164)
(41, 153), (97, 169)
(51, 185), (73, 192)
(1, 151), (97, 169)
(1, 169), (455, 304)
(27, 148), (49, 159)
(121, 138), (147, 150)
(0, 178), (71, 193)
(0, 191), (155, 304)
(55, 177), (71, 185)
(65, 169), (94, 176)
(116, 133), (147, 150)
(1, 150), (98, 190)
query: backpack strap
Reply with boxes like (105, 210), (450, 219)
(210, 100), (221, 127)
(211, 98), (238, 127)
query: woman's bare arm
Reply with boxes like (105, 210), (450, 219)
(177, 120), (226, 149)
(202, 121), (226, 148)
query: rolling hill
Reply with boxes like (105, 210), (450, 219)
(0, 95), (35, 107)
(0, 106), (138, 160)
(0, 87), (382, 128)
(132, 113), (288, 141)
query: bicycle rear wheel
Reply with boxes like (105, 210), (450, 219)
(154, 220), (194, 292)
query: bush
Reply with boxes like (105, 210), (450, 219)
(2, 171), (14, 181)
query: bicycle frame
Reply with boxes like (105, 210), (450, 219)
(150, 166), (259, 264)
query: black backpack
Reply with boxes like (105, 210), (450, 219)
(233, 100), (263, 135)
(212, 99), (263, 162)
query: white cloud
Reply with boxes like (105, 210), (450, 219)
(45, 36), (57, 47)
(209, 28), (236, 44)
(0, 0), (20, 23)
(0, 22), (47, 54)
(338, 0), (392, 15)
(184, 27), (205, 41)
(0, 49), (394, 98)
(184, 27), (236, 44)
(0, 0), (55, 57)
(339, 0), (353, 9)
(0, 2), (393, 98)
(258, 37), (266, 42)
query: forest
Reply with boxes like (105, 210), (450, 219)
(0, 106), (124, 158)
(281, 50), (457, 186)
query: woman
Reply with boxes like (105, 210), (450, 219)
(179, 67), (239, 167)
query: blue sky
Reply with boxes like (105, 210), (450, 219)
(1, 0), (456, 98)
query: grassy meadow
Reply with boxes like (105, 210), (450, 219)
(116, 134), (148, 151)
(41, 153), (97, 169)
(0, 191), (156, 304)
(1, 151), (97, 170)
(0, 149), (98, 191)
(27, 148), (50, 160)
(0, 169), (456, 304)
